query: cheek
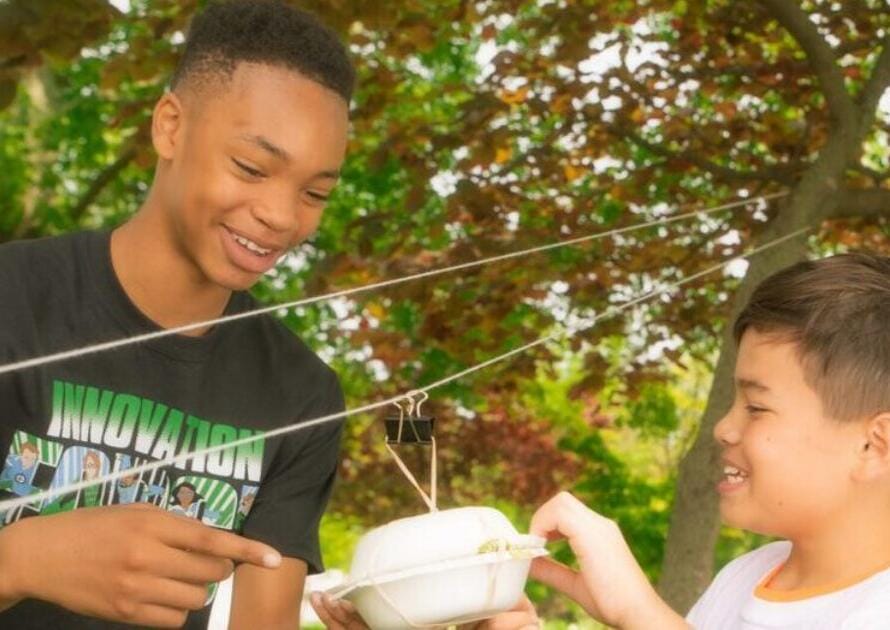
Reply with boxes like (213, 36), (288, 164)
(283, 210), (322, 248)
(176, 152), (239, 224)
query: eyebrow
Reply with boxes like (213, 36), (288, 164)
(237, 134), (341, 179)
(736, 378), (771, 393)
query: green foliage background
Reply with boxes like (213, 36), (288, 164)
(1, 0), (888, 625)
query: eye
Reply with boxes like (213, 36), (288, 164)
(232, 158), (265, 179)
(306, 191), (330, 203)
(745, 404), (768, 416)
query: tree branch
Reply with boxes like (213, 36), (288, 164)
(759, 0), (857, 126)
(857, 37), (890, 121)
(830, 188), (890, 219)
(69, 144), (138, 224)
(834, 38), (875, 58)
(851, 163), (890, 185)
(615, 125), (798, 184)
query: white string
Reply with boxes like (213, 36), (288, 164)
(0, 192), (787, 377)
(385, 437), (438, 512)
(0, 225), (810, 514)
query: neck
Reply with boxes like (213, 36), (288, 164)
(773, 500), (890, 591)
(111, 195), (231, 336)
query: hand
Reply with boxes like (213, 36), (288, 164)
(310, 592), (539, 630)
(0, 503), (282, 627)
(309, 591), (366, 630)
(528, 492), (686, 630)
(465, 595), (540, 630)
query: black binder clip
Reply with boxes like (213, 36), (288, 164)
(385, 391), (435, 445)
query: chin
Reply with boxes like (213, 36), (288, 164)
(222, 274), (262, 292)
(207, 265), (263, 292)
(720, 509), (780, 537)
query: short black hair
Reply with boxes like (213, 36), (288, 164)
(171, 0), (355, 102)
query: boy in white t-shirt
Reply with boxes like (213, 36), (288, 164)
(313, 253), (890, 630)
(521, 253), (890, 629)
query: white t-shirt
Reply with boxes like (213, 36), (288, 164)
(686, 541), (890, 629)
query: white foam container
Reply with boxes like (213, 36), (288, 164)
(329, 507), (547, 630)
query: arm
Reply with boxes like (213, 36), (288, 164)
(528, 492), (690, 630)
(228, 557), (306, 629)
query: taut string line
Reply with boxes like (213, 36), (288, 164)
(0, 224), (810, 514)
(0, 192), (787, 377)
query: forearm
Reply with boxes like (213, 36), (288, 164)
(0, 522), (28, 612)
(618, 588), (691, 630)
(229, 558), (304, 629)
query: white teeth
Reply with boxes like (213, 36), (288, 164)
(723, 465), (747, 484)
(232, 232), (272, 256)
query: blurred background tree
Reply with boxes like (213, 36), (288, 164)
(1, 0), (888, 624)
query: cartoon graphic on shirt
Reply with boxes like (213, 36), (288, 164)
(111, 454), (168, 506)
(169, 476), (238, 530)
(169, 481), (205, 519)
(0, 381), (269, 608)
(0, 431), (64, 525)
(0, 442), (39, 496)
(42, 447), (112, 514)
(234, 484), (259, 531)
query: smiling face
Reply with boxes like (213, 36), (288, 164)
(83, 453), (100, 480)
(713, 329), (866, 538)
(176, 485), (196, 506)
(152, 62), (349, 291)
(20, 448), (37, 470)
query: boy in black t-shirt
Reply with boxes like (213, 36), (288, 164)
(0, 1), (353, 628)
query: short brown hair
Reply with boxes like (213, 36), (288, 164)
(734, 253), (890, 421)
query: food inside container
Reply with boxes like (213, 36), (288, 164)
(328, 506), (547, 630)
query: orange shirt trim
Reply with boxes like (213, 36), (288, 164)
(755, 560), (890, 602)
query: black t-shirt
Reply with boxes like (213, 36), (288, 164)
(0, 231), (345, 629)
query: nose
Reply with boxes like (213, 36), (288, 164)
(250, 186), (300, 234)
(713, 406), (742, 446)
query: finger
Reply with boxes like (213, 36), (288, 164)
(529, 557), (581, 598)
(514, 595), (537, 614)
(118, 603), (189, 628)
(477, 610), (539, 630)
(151, 547), (234, 584)
(528, 492), (587, 540)
(324, 593), (366, 628)
(140, 576), (209, 611)
(312, 592), (368, 629)
(529, 557), (597, 614)
(157, 517), (281, 568)
(310, 592), (343, 629)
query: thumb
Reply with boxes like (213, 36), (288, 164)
(529, 556), (577, 593)
(529, 557), (597, 615)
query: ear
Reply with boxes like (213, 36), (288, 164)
(852, 412), (890, 482)
(151, 91), (184, 160)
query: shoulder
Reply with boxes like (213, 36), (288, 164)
(687, 541), (791, 624)
(0, 231), (89, 269)
(839, 564), (890, 629)
(0, 232), (98, 332)
(0, 231), (96, 293)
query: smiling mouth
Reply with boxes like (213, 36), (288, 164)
(225, 227), (275, 257)
(722, 464), (748, 485)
